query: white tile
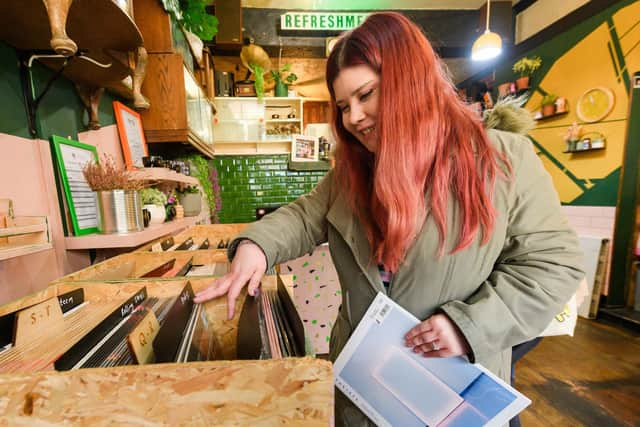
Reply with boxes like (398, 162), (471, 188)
(590, 217), (614, 229)
(601, 207), (616, 218)
(576, 227), (613, 239)
(568, 216), (591, 227)
(561, 206), (581, 215)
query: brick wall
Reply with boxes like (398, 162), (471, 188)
(213, 155), (327, 223)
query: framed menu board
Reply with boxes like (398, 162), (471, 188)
(50, 135), (100, 236)
(113, 101), (148, 170)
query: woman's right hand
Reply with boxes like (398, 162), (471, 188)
(193, 240), (267, 320)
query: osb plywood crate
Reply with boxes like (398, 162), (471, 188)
(0, 358), (333, 425)
(0, 277), (333, 425)
(135, 223), (249, 252)
(0, 276), (295, 371)
(50, 250), (231, 283)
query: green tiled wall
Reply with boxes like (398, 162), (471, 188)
(213, 155), (327, 223)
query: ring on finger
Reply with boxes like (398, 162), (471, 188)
(431, 341), (440, 351)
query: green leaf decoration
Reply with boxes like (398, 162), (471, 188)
(179, 0), (218, 41)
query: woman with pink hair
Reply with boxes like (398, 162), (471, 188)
(196, 12), (583, 426)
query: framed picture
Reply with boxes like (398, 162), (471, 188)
(291, 134), (319, 162)
(50, 135), (100, 236)
(113, 101), (148, 170)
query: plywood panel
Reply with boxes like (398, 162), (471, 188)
(0, 357), (333, 425)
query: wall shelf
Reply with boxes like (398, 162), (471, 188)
(563, 146), (606, 154)
(0, 0), (149, 133)
(64, 215), (203, 250)
(0, 216), (53, 261)
(534, 110), (569, 121)
(214, 141), (291, 155)
(129, 168), (198, 185)
(265, 119), (299, 123)
(213, 97), (303, 156)
(288, 160), (331, 171)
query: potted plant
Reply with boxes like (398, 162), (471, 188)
(177, 185), (202, 217)
(497, 82), (512, 99)
(512, 56), (542, 91)
(540, 93), (558, 117)
(139, 188), (167, 225)
(270, 64), (298, 97)
(82, 155), (145, 234)
(563, 122), (583, 152)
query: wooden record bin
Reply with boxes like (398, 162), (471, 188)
(135, 223), (249, 252)
(51, 250), (231, 283)
(0, 277), (333, 424)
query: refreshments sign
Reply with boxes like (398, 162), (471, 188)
(281, 12), (369, 31)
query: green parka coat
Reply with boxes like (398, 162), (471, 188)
(230, 128), (584, 426)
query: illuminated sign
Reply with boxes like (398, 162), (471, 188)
(281, 12), (369, 31)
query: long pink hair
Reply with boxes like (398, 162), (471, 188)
(326, 12), (509, 272)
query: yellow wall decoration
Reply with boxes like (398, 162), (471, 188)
(520, 0), (640, 205)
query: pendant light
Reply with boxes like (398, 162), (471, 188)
(471, 0), (502, 61)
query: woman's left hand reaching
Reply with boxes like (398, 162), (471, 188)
(404, 314), (471, 358)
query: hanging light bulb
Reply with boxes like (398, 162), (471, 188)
(471, 0), (502, 61)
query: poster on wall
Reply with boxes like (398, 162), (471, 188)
(113, 101), (148, 170)
(50, 135), (100, 236)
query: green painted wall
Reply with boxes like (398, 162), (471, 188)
(0, 42), (30, 138)
(489, 0), (640, 206)
(213, 155), (327, 223)
(0, 41), (119, 140)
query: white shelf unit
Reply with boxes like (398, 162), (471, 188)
(213, 97), (304, 155)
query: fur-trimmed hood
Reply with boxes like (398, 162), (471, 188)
(483, 96), (536, 136)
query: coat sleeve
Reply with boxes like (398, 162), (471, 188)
(440, 135), (585, 363)
(228, 170), (335, 269)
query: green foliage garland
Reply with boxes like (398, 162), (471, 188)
(184, 155), (221, 223)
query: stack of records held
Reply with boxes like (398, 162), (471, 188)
(236, 276), (306, 359)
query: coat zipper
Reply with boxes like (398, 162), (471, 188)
(387, 272), (395, 297)
(345, 290), (353, 328)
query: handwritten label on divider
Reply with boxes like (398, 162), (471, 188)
(127, 309), (160, 364)
(14, 297), (64, 347)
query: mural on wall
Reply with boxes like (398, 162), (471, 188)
(522, 0), (640, 206)
(280, 246), (341, 354)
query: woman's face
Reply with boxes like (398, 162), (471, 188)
(333, 65), (380, 153)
